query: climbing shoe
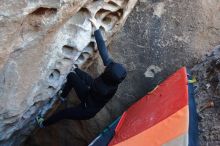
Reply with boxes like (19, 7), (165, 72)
(36, 116), (45, 128)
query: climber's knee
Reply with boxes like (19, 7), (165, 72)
(66, 72), (77, 82)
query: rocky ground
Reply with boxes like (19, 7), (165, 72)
(24, 0), (220, 146)
(192, 46), (220, 146)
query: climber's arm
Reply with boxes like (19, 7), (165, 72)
(94, 29), (113, 66)
(89, 18), (113, 66)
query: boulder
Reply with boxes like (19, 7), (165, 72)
(0, 0), (137, 145)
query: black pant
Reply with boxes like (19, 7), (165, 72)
(43, 68), (97, 126)
(61, 68), (93, 101)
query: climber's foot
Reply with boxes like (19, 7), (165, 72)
(36, 116), (45, 128)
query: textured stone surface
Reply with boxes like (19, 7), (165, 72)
(24, 0), (220, 146)
(192, 46), (220, 146)
(0, 0), (137, 145)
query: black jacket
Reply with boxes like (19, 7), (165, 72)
(88, 30), (127, 109)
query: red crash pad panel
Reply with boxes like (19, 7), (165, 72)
(109, 67), (188, 145)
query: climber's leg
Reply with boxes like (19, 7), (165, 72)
(75, 68), (94, 87)
(59, 72), (76, 98)
(42, 104), (97, 127)
(60, 72), (89, 103)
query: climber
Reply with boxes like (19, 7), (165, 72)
(36, 17), (127, 128)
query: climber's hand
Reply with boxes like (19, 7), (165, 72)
(89, 17), (100, 30)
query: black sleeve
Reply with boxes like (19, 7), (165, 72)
(94, 29), (113, 66)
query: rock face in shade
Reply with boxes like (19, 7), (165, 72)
(0, 0), (138, 145)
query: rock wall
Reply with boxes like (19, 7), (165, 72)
(0, 0), (138, 145)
